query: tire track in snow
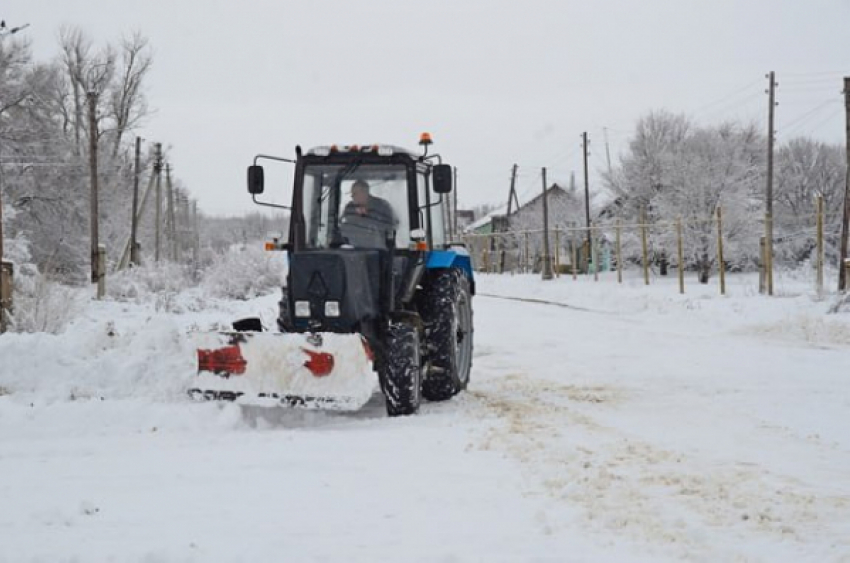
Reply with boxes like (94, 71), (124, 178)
(466, 373), (850, 561)
(477, 293), (609, 314)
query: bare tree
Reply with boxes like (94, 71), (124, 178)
(56, 26), (115, 154)
(107, 32), (152, 156)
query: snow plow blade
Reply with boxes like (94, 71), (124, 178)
(189, 331), (378, 411)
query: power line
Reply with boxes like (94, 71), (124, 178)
(689, 78), (764, 117)
(795, 106), (844, 138)
(778, 99), (842, 138)
(515, 169), (543, 207)
(782, 70), (849, 78)
(696, 90), (765, 123)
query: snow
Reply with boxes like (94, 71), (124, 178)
(1, 270), (849, 562)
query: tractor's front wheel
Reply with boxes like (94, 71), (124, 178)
(380, 321), (422, 417)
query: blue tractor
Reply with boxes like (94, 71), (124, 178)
(192, 134), (474, 417)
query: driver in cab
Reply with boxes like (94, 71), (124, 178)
(340, 180), (398, 248)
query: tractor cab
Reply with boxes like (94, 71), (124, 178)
(292, 143), (452, 253)
(248, 136), (454, 254)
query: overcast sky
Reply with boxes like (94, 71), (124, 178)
(3, 0), (849, 215)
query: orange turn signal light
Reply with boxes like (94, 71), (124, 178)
(265, 241), (285, 251)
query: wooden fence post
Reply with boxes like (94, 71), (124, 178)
(96, 244), (106, 300)
(677, 218), (685, 294)
(554, 228), (561, 277)
(816, 195), (824, 297)
(616, 219), (623, 284)
(0, 261), (12, 333)
(524, 232), (530, 273)
(717, 207), (726, 296)
(640, 207), (650, 285)
(571, 237), (578, 280)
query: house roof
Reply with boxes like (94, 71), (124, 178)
(466, 205), (507, 231)
(514, 184), (571, 212)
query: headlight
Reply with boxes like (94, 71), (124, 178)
(294, 300), (311, 318)
(324, 301), (341, 317)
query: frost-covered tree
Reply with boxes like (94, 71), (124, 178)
(604, 111), (765, 281)
(773, 137), (846, 264)
(0, 27), (164, 282)
(0, 37), (81, 275)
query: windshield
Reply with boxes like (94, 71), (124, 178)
(302, 163), (411, 249)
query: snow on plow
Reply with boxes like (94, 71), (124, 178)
(189, 331), (378, 411)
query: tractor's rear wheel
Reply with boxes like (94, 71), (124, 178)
(420, 269), (474, 402)
(381, 321), (422, 417)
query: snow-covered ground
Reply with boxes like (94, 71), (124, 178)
(1, 270), (849, 562)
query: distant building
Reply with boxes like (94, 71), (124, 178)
(465, 205), (508, 235)
(455, 210), (476, 233)
(463, 184), (609, 273)
(508, 184), (585, 233)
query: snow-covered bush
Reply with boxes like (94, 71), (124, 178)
(3, 208), (82, 334)
(8, 264), (86, 334)
(201, 245), (286, 300)
(107, 261), (195, 302)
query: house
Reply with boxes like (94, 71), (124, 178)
(508, 183), (585, 234)
(455, 210), (476, 232)
(463, 184), (609, 273)
(465, 204), (509, 235)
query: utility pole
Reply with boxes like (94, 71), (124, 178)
(154, 143), (163, 262)
(0, 151), (5, 333)
(119, 160), (157, 269)
(541, 167), (553, 280)
(506, 164), (519, 216)
(765, 71), (777, 295)
(603, 127), (613, 176)
(87, 91), (100, 287)
(839, 76), (850, 292)
(192, 200), (200, 275)
(0, 128), (5, 330)
(166, 163), (177, 261)
(130, 137), (141, 266)
(582, 132), (592, 269)
(178, 188), (189, 261)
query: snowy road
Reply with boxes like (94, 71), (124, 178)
(1, 273), (849, 562)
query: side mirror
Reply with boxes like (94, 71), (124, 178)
(433, 164), (453, 194)
(248, 165), (265, 195)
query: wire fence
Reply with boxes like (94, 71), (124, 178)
(460, 203), (846, 297)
